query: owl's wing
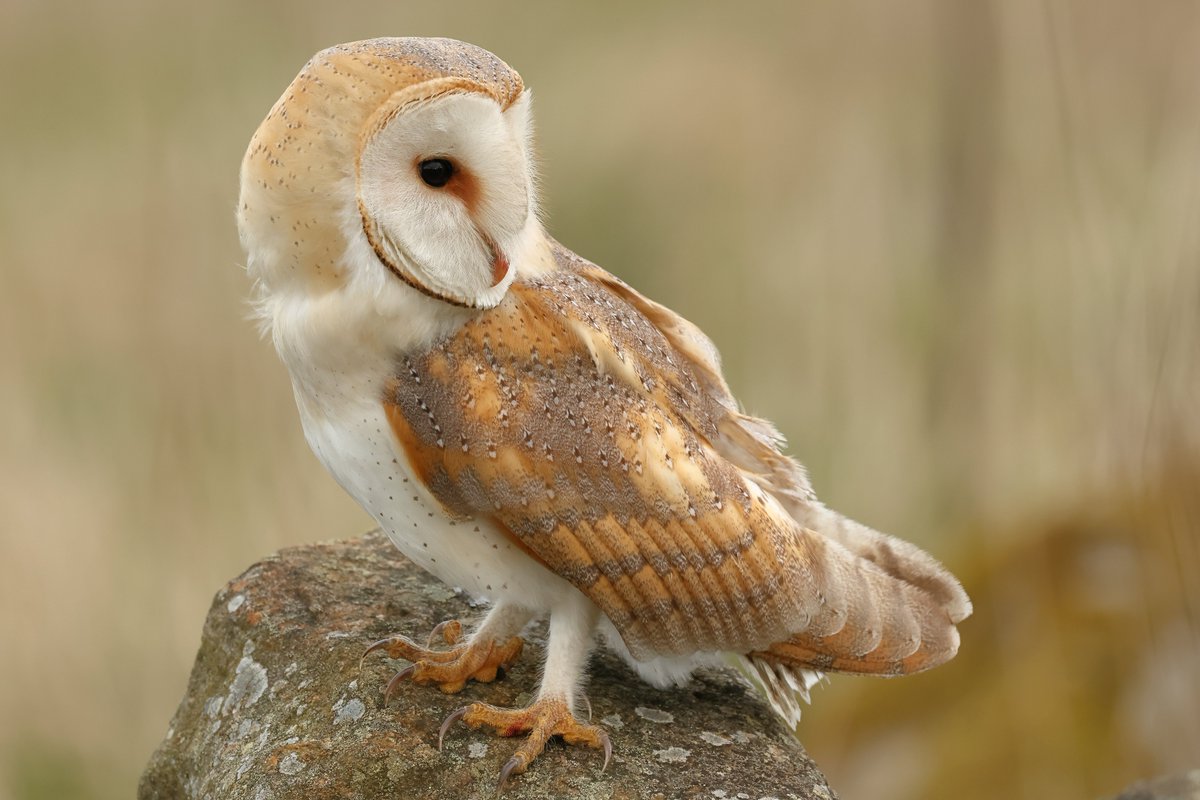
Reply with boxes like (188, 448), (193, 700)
(384, 246), (967, 673)
(577, 258), (972, 624)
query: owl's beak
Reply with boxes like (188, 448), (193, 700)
(484, 233), (510, 287)
(491, 252), (510, 287)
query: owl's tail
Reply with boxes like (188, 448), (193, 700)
(732, 507), (969, 727)
(794, 501), (973, 626)
(757, 502), (971, 682)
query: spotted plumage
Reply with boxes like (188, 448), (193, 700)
(239, 37), (971, 787)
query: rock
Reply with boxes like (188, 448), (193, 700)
(1109, 771), (1200, 800)
(139, 531), (838, 800)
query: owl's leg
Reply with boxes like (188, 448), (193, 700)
(440, 594), (611, 789)
(362, 602), (531, 695)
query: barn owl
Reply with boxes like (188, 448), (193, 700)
(238, 37), (971, 787)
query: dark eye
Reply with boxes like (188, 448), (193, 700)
(418, 158), (454, 188)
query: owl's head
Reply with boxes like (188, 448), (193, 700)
(239, 38), (546, 317)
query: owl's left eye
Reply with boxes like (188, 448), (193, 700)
(418, 158), (454, 188)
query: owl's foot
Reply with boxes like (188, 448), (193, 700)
(439, 697), (611, 791)
(362, 620), (524, 695)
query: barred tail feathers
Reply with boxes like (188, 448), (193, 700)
(759, 510), (969, 678)
(792, 501), (972, 626)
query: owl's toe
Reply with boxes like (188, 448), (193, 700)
(409, 636), (524, 692)
(363, 627), (524, 697)
(361, 632), (461, 666)
(427, 618), (464, 647)
(439, 697), (611, 791)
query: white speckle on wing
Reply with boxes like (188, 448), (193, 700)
(653, 746), (690, 763)
(700, 731), (733, 746)
(635, 706), (674, 724)
(227, 594), (246, 613)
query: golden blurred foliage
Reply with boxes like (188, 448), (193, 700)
(0, 1), (1196, 798)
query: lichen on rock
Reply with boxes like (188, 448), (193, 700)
(139, 531), (837, 800)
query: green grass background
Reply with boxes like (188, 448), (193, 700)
(1, 1), (1197, 798)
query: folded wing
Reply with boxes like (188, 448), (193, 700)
(383, 243), (969, 673)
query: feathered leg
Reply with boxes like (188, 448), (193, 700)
(440, 592), (611, 790)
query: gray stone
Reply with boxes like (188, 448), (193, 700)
(139, 531), (837, 800)
(1109, 770), (1200, 800)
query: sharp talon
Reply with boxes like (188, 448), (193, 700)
(360, 637), (394, 671)
(599, 729), (612, 774)
(497, 754), (525, 796)
(581, 694), (592, 721)
(383, 665), (415, 705)
(427, 619), (463, 647)
(438, 706), (470, 751)
(427, 620), (449, 648)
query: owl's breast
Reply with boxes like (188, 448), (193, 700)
(291, 376), (574, 612)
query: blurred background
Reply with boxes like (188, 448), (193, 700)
(1, 1), (1197, 798)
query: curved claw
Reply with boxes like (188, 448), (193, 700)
(496, 753), (528, 796)
(438, 705), (470, 751)
(580, 693), (592, 721)
(598, 729), (612, 774)
(359, 637), (395, 671)
(427, 619), (463, 648)
(383, 665), (415, 706)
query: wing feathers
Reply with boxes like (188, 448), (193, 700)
(384, 246), (969, 676)
(579, 249), (970, 674)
